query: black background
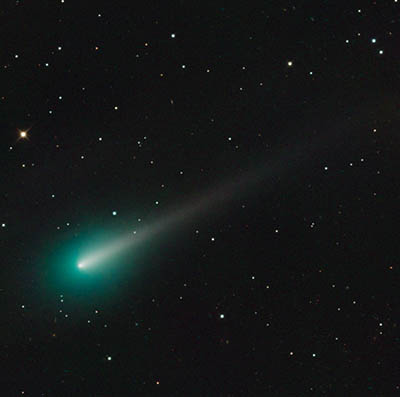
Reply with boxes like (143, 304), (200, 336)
(1, 0), (400, 395)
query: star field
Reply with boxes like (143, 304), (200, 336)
(1, 1), (400, 395)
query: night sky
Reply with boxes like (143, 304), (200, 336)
(2, 0), (400, 395)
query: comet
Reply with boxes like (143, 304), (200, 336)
(76, 136), (313, 272)
(75, 94), (388, 273)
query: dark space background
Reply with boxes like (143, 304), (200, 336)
(1, 0), (400, 395)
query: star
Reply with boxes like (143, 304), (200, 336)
(18, 130), (28, 139)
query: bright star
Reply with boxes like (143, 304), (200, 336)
(18, 130), (28, 139)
